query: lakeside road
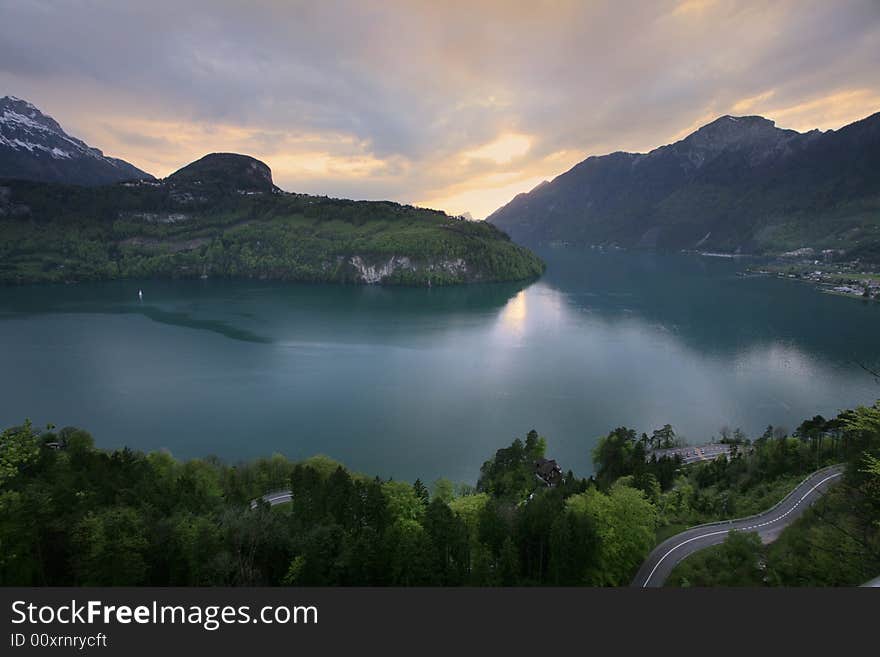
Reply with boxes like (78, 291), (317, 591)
(649, 443), (731, 465)
(249, 490), (293, 509)
(632, 464), (845, 588)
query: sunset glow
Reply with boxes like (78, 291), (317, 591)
(2, 0), (877, 219)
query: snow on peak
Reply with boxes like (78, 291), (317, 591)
(0, 95), (102, 160)
(2, 107), (54, 131)
(1, 95), (40, 115)
(0, 95), (153, 183)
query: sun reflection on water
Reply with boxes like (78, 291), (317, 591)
(499, 289), (528, 333)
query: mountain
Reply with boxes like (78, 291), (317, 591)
(0, 95), (153, 185)
(167, 152), (277, 192)
(0, 153), (544, 285)
(488, 112), (880, 260)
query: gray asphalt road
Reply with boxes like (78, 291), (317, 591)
(862, 575), (880, 587)
(632, 464), (844, 588)
(249, 490), (293, 509)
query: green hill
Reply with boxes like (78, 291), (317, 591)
(0, 153), (544, 285)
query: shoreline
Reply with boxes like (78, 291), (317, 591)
(746, 264), (880, 302)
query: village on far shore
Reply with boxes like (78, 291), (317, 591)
(745, 247), (880, 301)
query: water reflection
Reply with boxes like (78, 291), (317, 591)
(535, 245), (880, 364)
(479, 253), (879, 456)
(499, 289), (527, 334)
(0, 278), (531, 345)
(0, 248), (878, 483)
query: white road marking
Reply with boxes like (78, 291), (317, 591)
(640, 470), (842, 587)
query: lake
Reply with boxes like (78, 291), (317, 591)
(1, 247), (878, 484)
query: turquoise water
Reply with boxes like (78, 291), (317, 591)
(1, 247), (878, 483)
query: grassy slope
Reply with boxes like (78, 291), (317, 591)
(0, 179), (544, 285)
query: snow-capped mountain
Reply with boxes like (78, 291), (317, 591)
(0, 95), (152, 185)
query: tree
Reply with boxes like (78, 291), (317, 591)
(383, 519), (434, 586)
(477, 498), (511, 557)
(295, 524), (346, 586)
(448, 492), (490, 549)
(325, 466), (357, 529)
(221, 506), (292, 586)
(412, 478), (430, 506)
(72, 507), (149, 585)
(548, 504), (599, 585)
(566, 483), (657, 585)
(359, 477), (390, 535)
(382, 480), (426, 523)
(423, 498), (469, 585)
(755, 425), (774, 446)
(176, 459), (224, 515)
(158, 512), (223, 585)
(652, 424), (676, 449)
(671, 531), (765, 586)
(0, 421), (39, 487)
(476, 430), (547, 501)
(592, 427), (637, 489)
(632, 471), (661, 504)
(290, 465), (325, 528)
(498, 537), (520, 585)
(431, 478), (456, 504)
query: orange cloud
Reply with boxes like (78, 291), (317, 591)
(417, 148), (584, 219)
(731, 90), (776, 114)
(461, 133), (532, 164)
(671, 0), (718, 17)
(6, 1), (876, 222)
(762, 89), (880, 131)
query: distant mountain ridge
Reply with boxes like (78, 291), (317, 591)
(488, 111), (880, 260)
(0, 95), (152, 185)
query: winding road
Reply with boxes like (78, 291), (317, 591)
(632, 464), (844, 588)
(253, 466), (848, 588)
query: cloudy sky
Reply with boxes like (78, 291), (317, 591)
(2, 0), (879, 218)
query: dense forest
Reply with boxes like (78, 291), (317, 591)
(0, 158), (545, 286)
(1, 402), (878, 586)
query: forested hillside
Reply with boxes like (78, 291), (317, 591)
(488, 112), (880, 260)
(2, 402), (877, 586)
(0, 154), (544, 286)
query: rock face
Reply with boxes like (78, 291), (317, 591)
(347, 255), (469, 284)
(488, 111), (880, 256)
(349, 255), (415, 283)
(0, 95), (153, 185)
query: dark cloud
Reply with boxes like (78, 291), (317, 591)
(1, 0), (878, 217)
